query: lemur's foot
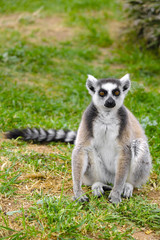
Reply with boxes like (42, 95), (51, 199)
(108, 189), (121, 204)
(73, 191), (89, 202)
(92, 182), (112, 197)
(123, 183), (133, 198)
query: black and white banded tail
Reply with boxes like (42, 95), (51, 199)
(5, 128), (77, 144)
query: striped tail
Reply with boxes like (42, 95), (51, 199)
(5, 128), (77, 144)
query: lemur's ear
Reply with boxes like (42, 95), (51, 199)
(86, 74), (98, 95)
(120, 74), (131, 93)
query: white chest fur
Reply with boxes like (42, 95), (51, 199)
(91, 112), (120, 182)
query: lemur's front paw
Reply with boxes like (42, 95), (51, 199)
(73, 192), (89, 202)
(123, 183), (133, 198)
(108, 190), (121, 204)
(92, 182), (112, 197)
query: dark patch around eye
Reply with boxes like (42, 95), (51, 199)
(112, 88), (120, 96)
(99, 89), (108, 97)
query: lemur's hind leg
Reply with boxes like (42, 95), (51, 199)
(123, 138), (151, 198)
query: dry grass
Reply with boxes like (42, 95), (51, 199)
(0, 13), (79, 44)
(132, 230), (158, 240)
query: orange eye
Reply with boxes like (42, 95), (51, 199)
(114, 90), (120, 96)
(99, 89), (107, 97)
(99, 91), (105, 96)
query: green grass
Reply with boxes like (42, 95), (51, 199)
(0, 0), (120, 15)
(0, 0), (160, 239)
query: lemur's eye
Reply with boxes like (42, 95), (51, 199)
(115, 90), (120, 96)
(113, 89), (120, 96)
(99, 91), (105, 96)
(99, 90), (107, 97)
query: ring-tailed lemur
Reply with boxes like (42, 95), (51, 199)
(5, 74), (151, 204)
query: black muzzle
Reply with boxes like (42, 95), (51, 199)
(104, 97), (116, 108)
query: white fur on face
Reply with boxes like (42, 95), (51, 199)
(101, 83), (117, 94)
(92, 82), (126, 111)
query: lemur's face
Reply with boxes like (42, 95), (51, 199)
(94, 82), (123, 111)
(86, 74), (131, 111)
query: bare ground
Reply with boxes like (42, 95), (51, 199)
(0, 13), (79, 44)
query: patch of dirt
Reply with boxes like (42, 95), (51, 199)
(146, 189), (160, 208)
(92, 47), (112, 67)
(24, 144), (57, 155)
(132, 231), (159, 240)
(92, 46), (126, 70)
(110, 63), (125, 70)
(1, 160), (71, 221)
(0, 157), (72, 237)
(0, 190), (32, 214)
(0, 13), (78, 44)
(0, 156), (11, 171)
(108, 20), (125, 40)
(0, 137), (68, 155)
(0, 184), (41, 237)
(19, 171), (73, 195)
(117, 223), (159, 240)
(0, 171), (72, 215)
(133, 185), (160, 208)
(0, 140), (72, 211)
(91, 20), (126, 70)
